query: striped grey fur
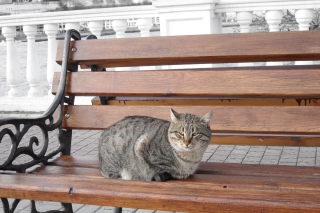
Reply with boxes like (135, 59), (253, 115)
(98, 109), (212, 181)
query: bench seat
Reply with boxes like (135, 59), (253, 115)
(1, 156), (320, 213)
(2, 29), (320, 213)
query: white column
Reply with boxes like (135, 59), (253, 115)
(137, 18), (155, 70)
(23, 25), (42, 97)
(137, 18), (152, 37)
(154, 0), (220, 36)
(295, 9), (313, 31)
(44, 23), (59, 96)
(236, 11), (253, 33)
(88, 21), (103, 38)
(265, 10), (283, 32)
(295, 9), (314, 65)
(112, 19), (127, 38)
(154, 0), (219, 69)
(65, 22), (80, 31)
(2, 26), (22, 97)
(236, 11), (254, 66)
(265, 10), (283, 66)
(112, 19), (130, 71)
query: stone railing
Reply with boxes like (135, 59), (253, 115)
(0, 0), (320, 112)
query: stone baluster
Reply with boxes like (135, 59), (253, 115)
(295, 9), (314, 65)
(112, 19), (130, 71)
(44, 23), (59, 96)
(295, 9), (314, 31)
(265, 10), (283, 66)
(112, 19), (128, 38)
(236, 11), (254, 66)
(137, 18), (153, 37)
(65, 22), (80, 32)
(265, 10), (283, 32)
(2, 26), (22, 97)
(137, 18), (155, 70)
(88, 21), (103, 38)
(23, 25), (42, 97)
(236, 11), (253, 33)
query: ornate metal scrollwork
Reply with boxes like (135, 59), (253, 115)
(0, 29), (81, 173)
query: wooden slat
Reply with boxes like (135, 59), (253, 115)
(33, 163), (320, 190)
(62, 105), (320, 134)
(212, 134), (320, 146)
(56, 31), (320, 67)
(33, 165), (320, 191)
(1, 172), (320, 212)
(91, 97), (320, 106)
(52, 66), (320, 98)
(52, 156), (320, 179)
(32, 166), (103, 178)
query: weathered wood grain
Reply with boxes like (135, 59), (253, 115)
(52, 66), (320, 98)
(52, 156), (320, 179)
(62, 105), (320, 135)
(91, 97), (320, 106)
(56, 31), (320, 67)
(2, 155), (320, 213)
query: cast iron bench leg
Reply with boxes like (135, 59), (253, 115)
(114, 207), (122, 213)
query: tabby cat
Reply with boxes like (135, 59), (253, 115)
(98, 109), (212, 182)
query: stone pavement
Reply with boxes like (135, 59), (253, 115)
(1, 113), (320, 213)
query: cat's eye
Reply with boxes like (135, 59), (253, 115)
(191, 133), (198, 137)
(175, 132), (183, 138)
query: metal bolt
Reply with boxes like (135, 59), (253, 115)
(71, 47), (77, 52)
(65, 113), (70, 119)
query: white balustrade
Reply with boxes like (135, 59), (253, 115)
(1, 1), (320, 112)
(112, 19), (131, 71)
(265, 10), (283, 32)
(295, 9), (314, 31)
(88, 21), (104, 38)
(112, 19), (128, 38)
(236, 11), (254, 66)
(137, 18), (155, 70)
(236, 11), (253, 33)
(265, 10), (283, 66)
(65, 22), (80, 31)
(23, 25), (42, 97)
(44, 23), (59, 96)
(2, 26), (22, 97)
(295, 9), (314, 65)
(137, 18), (152, 37)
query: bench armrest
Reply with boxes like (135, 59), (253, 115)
(0, 30), (81, 173)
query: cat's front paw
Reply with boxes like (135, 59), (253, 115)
(152, 172), (172, 182)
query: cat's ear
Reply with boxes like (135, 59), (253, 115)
(170, 108), (180, 123)
(201, 111), (213, 124)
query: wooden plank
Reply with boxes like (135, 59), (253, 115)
(56, 31), (320, 67)
(32, 165), (320, 191)
(52, 66), (320, 98)
(90, 98), (320, 146)
(52, 156), (320, 179)
(62, 105), (320, 134)
(212, 133), (320, 146)
(32, 166), (103, 178)
(91, 97), (320, 106)
(1, 172), (320, 213)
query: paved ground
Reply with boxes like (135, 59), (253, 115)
(1, 113), (320, 213)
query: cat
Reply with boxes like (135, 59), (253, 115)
(98, 108), (212, 182)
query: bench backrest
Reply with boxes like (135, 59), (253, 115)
(53, 30), (320, 146)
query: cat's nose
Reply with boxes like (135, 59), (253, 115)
(183, 139), (191, 147)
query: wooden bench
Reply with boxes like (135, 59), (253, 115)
(1, 29), (320, 213)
